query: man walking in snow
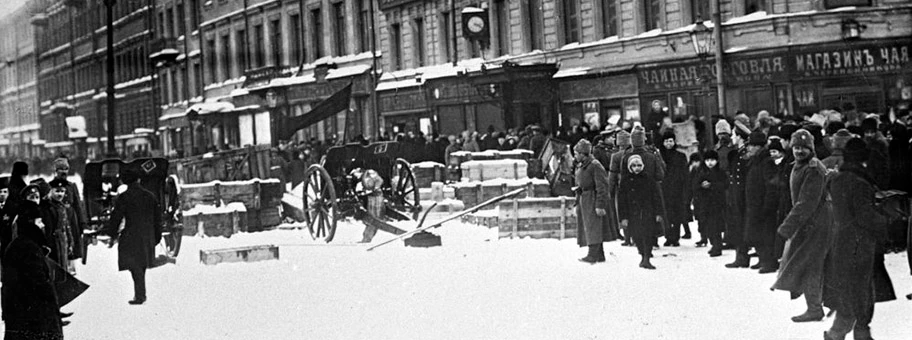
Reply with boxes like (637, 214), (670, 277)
(772, 129), (833, 323)
(94, 169), (162, 305)
(573, 139), (614, 263)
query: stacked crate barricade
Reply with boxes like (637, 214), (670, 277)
(180, 179), (285, 237)
(417, 149), (577, 240)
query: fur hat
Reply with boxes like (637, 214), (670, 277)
(702, 150), (719, 161)
(790, 129), (815, 152)
(661, 130), (676, 142)
(616, 130), (631, 147)
(768, 137), (784, 153)
(20, 184), (40, 199)
(778, 124), (799, 140)
(574, 139), (592, 155)
(715, 119), (732, 136)
(843, 138), (869, 164)
(49, 178), (69, 189)
(631, 130), (647, 147)
(831, 129), (853, 151)
(734, 113), (751, 127)
(860, 117), (878, 132)
(733, 121), (752, 138)
(747, 130), (768, 146)
(627, 154), (644, 173)
(53, 157), (70, 170)
(29, 179), (50, 198)
(11, 161), (28, 177)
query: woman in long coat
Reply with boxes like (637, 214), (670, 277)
(658, 131), (691, 247)
(772, 129), (833, 323)
(1, 201), (64, 340)
(574, 139), (614, 264)
(822, 138), (895, 340)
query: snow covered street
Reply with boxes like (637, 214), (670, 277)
(7, 218), (912, 340)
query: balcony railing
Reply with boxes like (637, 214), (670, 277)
(149, 38), (180, 65)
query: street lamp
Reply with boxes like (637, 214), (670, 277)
(689, 18), (717, 149)
(104, 0), (117, 157)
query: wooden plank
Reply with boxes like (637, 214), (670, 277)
(200, 245), (279, 265)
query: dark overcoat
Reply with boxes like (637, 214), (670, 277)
(40, 199), (78, 268)
(691, 165), (728, 234)
(743, 149), (780, 247)
(660, 148), (690, 225)
(101, 183), (162, 271)
(63, 179), (87, 259)
(617, 172), (664, 240)
(725, 148), (750, 244)
(822, 164), (896, 313)
(1, 222), (64, 338)
(772, 158), (833, 294)
(575, 157), (615, 246)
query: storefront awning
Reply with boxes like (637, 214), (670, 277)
(553, 64), (636, 78)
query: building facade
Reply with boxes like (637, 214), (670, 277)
(2, 0), (910, 161)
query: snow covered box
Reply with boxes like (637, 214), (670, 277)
(182, 203), (248, 237)
(496, 197), (578, 239)
(460, 160), (528, 182)
(451, 178), (550, 208)
(200, 245), (279, 265)
(411, 161), (446, 188)
(180, 179), (284, 231)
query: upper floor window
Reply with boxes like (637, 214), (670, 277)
(562, 0), (580, 44)
(602, 0), (618, 38)
(291, 14), (304, 65)
(390, 23), (402, 70)
(357, 0), (371, 53)
(643, 0), (662, 31)
(176, 3), (185, 37)
(440, 11), (454, 63)
(744, 0), (766, 14)
(494, 0), (509, 56)
(254, 24), (265, 67)
(526, 0), (543, 51)
(333, 2), (346, 56)
(312, 8), (324, 59)
(413, 18), (426, 67)
(271, 18), (282, 66)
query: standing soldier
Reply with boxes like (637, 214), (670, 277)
(52, 157), (88, 263)
(573, 139), (613, 263)
(94, 169), (162, 305)
(42, 178), (79, 274)
(609, 130), (633, 246)
(772, 129), (833, 323)
(823, 138), (896, 340)
(742, 131), (780, 273)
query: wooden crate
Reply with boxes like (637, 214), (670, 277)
(182, 207), (248, 237)
(451, 179), (550, 208)
(200, 245), (279, 265)
(412, 162), (446, 188)
(460, 160), (528, 182)
(181, 179), (283, 231)
(497, 197), (578, 240)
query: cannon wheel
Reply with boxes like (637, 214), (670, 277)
(303, 164), (338, 242)
(390, 158), (420, 219)
(161, 176), (183, 258)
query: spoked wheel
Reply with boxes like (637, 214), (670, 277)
(390, 158), (420, 219)
(161, 176), (182, 258)
(303, 164), (338, 242)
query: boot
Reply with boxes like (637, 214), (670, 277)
(853, 325), (873, 340)
(128, 297), (146, 305)
(696, 238), (708, 247)
(708, 246), (722, 257)
(823, 312), (855, 339)
(639, 255), (656, 270)
(725, 247), (750, 268)
(758, 262), (779, 274)
(792, 308), (825, 322)
(621, 234), (633, 246)
(682, 225), (692, 239)
(579, 244), (601, 264)
(594, 244), (606, 263)
(750, 262), (763, 270)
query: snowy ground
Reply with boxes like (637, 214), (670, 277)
(4, 217), (911, 340)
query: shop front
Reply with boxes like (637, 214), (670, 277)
(557, 70), (639, 131)
(378, 86), (431, 137)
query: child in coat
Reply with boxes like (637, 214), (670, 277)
(617, 155), (664, 269)
(691, 150), (729, 257)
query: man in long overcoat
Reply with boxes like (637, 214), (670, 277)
(608, 130), (633, 245)
(96, 169), (162, 305)
(658, 131), (690, 247)
(1, 200), (64, 339)
(772, 129), (833, 323)
(742, 131), (780, 273)
(574, 139), (614, 263)
(822, 138), (896, 340)
(52, 157), (87, 261)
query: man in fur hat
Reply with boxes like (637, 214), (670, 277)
(51, 157), (87, 261)
(773, 129), (833, 323)
(573, 139), (615, 263)
(42, 178), (79, 275)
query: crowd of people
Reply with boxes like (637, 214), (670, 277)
(570, 107), (911, 340)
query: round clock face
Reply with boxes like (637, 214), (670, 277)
(467, 16), (485, 33)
